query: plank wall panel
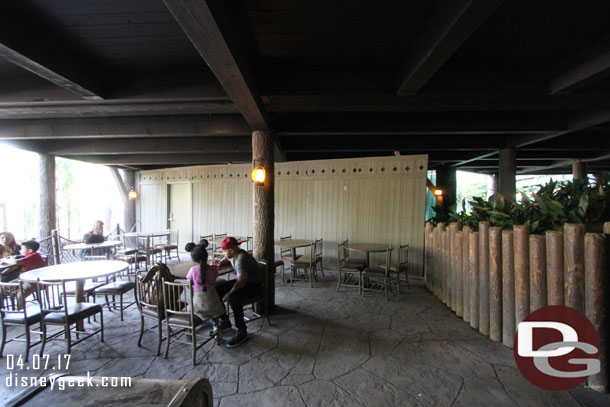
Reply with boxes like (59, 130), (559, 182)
(137, 155), (428, 276)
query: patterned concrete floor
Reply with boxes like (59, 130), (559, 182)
(1, 270), (609, 406)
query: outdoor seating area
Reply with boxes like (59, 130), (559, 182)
(2, 1), (610, 405)
(0, 263), (603, 406)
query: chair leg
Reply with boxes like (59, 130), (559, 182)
(39, 321), (46, 356)
(138, 314), (145, 347)
(336, 270), (341, 292)
(192, 326), (197, 365)
(66, 324), (72, 354)
(157, 318), (163, 356)
(24, 324), (31, 362)
(100, 309), (104, 342)
(0, 322), (6, 357)
(309, 267), (314, 288)
(164, 321), (171, 359)
(119, 295), (124, 321)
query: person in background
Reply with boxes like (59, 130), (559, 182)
(82, 220), (109, 258)
(1, 240), (45, 303)
(184, 239), (225, 325)
(214, 237), (262, 348)
(0, 232), (20, 257)
(83, 220), (105, 244)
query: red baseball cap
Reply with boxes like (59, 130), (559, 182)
(220, 237), (243, 250)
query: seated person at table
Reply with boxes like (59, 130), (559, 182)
(1, 240), (45, 304)
(184, 240), (225, 322)
(214, 237), (262, 348)
(81, 220), (110, 258)
(1, 231), (21, 257)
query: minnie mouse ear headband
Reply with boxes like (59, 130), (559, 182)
(220, 237), (244, 250)
(185, 239), (209, 252)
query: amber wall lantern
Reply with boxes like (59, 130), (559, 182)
(251, 166), (266, 184)
(128, 187), (138, 200)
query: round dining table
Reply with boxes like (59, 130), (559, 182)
(346, 243), (391, 266)
(274, 239), (314, 260)
(63, 240), (122, 256)
(21, 260), (129, 330)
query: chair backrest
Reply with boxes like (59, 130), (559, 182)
(0, 281), (27, 315)
(249, 259), (268, 305)
(301, 242), (316, 267)
(399, 244), (409, 268)
(200, 234), (213, 254)
(214, 233), (226, 240)
(337, 241), (347, 265)
(37, 280), (69, 317)
(136, 271), (162, 314)
(381, 248), (392, 274)
(162, 279), (193, 322)
(341, 239), (350, 260)
(314, 239), (323, 259)
(280, 235), (292, 257)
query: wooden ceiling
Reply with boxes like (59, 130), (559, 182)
(1, 0), (609, 174)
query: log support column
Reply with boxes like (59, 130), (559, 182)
(38, 153), (56, 239)
(573, 160), (587, 181)
(436, 166), (457, 213)
(499, 147), (516, 202)
(252, 130), (275, 309)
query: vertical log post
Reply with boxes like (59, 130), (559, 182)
(499, 147), (516, 202)
(252, 130), (275, 309)
(514, 225), (530, 326)
(51, 229), (60, 265)
(479, 222), (490, 336)
(462, 226), (471, 323)
(437, 223), (446, 300)
(546, 230), (565, 306)
(444, 228), (451, 306)
(449, 223), (456, 311)
(424, 223), (432, 290)
(489, 227), (503, 342)
(585, 233), (608, 392)
(441, 229), (448, 304)
(529, 234), (547, 312)
(564, 223), (586, 312)
(455, 231), (464, 317)
(123, 170), (137, 231)
(502, 230), (515, 347)
(469, 231), (480, 330)
(38, 153), (56, 240)
(572, 160), (587, 180)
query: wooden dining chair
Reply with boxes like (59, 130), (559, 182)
(156, 229), (180, 263)
(298, 239), (324, 278)
(63, 255), (107, 304)
(380, 243), (410, 293)
(162, 279), (220, 365)
(136, 269), (166, 356)
(290, 241), (316, 287)
(0, 281), (45, 362)
(342, 239), (366, 269)
(38, 279), (104, 354)
(212, 233), (227, 261)
(361, 248), (392, 300)
(274, 235), (292, 283)
(336, 241), (365, 293)
(92, 256), (136, 321)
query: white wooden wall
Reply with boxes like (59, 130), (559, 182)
(137, 155), (428, 276)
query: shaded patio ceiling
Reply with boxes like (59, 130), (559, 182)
(0, 0), (609, 174)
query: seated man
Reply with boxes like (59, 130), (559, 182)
(214, 237), (262, 348)
(1, 240), (46, 305)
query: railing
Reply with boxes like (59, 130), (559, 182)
(424, 221), (609, 393)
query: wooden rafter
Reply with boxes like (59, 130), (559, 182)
(396, 0), (504, 95)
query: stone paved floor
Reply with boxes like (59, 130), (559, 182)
(1, 270), (609, 406)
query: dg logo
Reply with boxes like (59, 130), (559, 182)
(514, 305), (600, 391)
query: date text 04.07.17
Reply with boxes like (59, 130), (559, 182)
(6, 354), (71, 371)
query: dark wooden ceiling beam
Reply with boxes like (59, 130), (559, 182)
(6, 136), (251, 156)
(549, 34), (610, 95)
(396, 0), (504, 95)
(452, 108), (610, 167)
(518, 152), (610, 175)
(0, 2), (106, 100)
(0, 115), (251, 140)
(275, 112), (566, 135)
(0, 98), (238, 120)
(67, 153), (252, 166)
(264, 91), (610, 113)
(162, 0), (284, 160)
